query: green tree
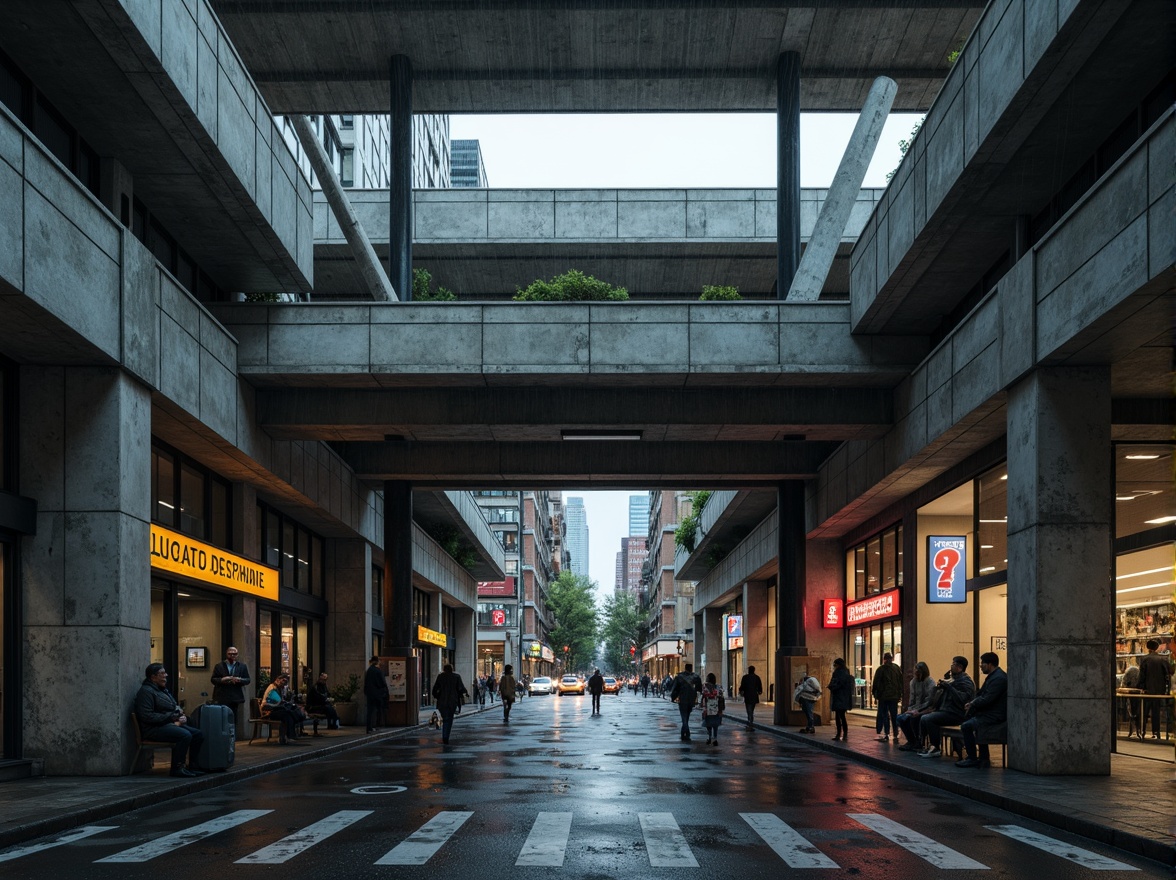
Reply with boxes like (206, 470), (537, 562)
(599, 590), (645, 674)
(547, 570), (599, 673)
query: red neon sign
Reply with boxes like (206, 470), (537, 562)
(845, 590), (900, 626)
(821, 599), (844, 628)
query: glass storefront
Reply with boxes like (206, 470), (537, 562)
(845, 528), (904, 710)
(257, 608), (321, 699)
(150, 579), (228, 712)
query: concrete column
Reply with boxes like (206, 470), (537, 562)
(743, 580), (770, 687)
(776, 51), (801, 296)
(228, 483), (258, 737)
(774, 481), (806, 724)
(1006, 366), (1112, 775)
(99, 157), (133, 225)
(702, 606), (723, 685)
(787, 76), (896, 301)
(453, 606), (475, 689)
(20, 366), (151, 775)
(383, 481), (416, 723)
(389, 55), (414, 301)
(326, 539), (372, 684)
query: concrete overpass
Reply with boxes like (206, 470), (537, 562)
(211, 1), (983, 113)
(313, 187), (885, 299)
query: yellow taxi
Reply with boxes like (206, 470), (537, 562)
(557, 674), (586, 696)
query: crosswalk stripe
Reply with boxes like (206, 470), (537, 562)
(516, 811), (573, 866)
(640, 811), (698, 868)
(849, 813), (988, 870)
(741, 813), (839, 869)
(374, 811), (473, 865)
(0, 826), (117, 863)
(235, 810), (373, 864)
(984, 825), (1139, 871)
(95, 809), (272, 863)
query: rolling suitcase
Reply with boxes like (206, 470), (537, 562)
(190, 702), (236, 771)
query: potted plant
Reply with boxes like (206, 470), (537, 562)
(328, 673), (361, 726)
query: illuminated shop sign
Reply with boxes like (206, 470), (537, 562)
(927, 536), (968, 603)
(527, 642), (542, 657)
(150, 524), (278, 600)
(845, 590), (900, 625)
(726, 614), (743, 649)
(417, 625), (448, 647)
(822, 599), (844, 628)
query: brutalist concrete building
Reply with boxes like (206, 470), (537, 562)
(0, 0), (1171, 780)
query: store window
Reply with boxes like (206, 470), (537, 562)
(478, 603), (515, 627)
(845, 528), (904, 710)
(256, 502), (325, 596)
(413, 588), (431, 629)
(150, 579), (227, 712)
(1115, 444), (1175, 538)
(151, 442), (231, 545)
(257, 608), (321, 699)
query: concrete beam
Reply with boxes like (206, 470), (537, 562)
(256, 386), (893, 441)
(334, 440), (833, 487)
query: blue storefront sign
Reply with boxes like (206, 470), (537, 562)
(927, 536), (967, 603)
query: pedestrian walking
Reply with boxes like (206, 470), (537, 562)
(498, 665), (518, 723)
(871, 652), (903, 741)
(828, 658), (855, 742)
(662, 674), (674, 699)
(486, 673), (497, 703)
(640, 673), (651, 697)
(431, 663), (470, 744)
(793, 671), (822, 733)
(587, 668), (605, 714)
(363, 656), (386, 733)
(670, 663), (702, 741)
(699, 672), (725, 746)
(738, 665), (763, 726)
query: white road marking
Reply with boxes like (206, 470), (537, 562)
(235, 810), (373, 864)
(375, 810), (474, 865)
(640, 811), (699, 868)
(96, 810), (272, 863)
(849, 813), (989, 870)
(516, 811), (573, 866)
(741, 812), (839, 868)
(0, 826), (116, 863)
(985, 825), (1139, 871)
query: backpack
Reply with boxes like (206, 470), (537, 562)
(703, 690), (724, 716)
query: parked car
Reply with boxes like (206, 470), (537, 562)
(558, 674), (586, 696)
(528, 676), (554, 695)
(603, 676), (620, 694)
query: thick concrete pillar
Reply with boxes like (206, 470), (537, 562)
(453, 605), (475, 689)
(743, 579), (770, 695)
(20, 367), (151, 775)
(383, 481), (416, 723)
(776, 51), (801, 296)
(228, 483), (259, 738)
(326, 539), (372, 682)
(389, 55), (414, 301)
(701, 607), (722, 684)
(787, 76), (896, 300)
(1007, 366), (1112, 775)
(774, 481), (806, 724)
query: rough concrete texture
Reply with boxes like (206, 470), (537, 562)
(1006, 366), (1111, 774)
(325, 539), (373, 674)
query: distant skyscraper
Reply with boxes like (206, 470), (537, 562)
(628, 494), (650, 538)
(565, 497), (589, 578)
(450, 139), (489, 187)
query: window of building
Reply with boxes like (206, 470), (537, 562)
(340, 147), (354, 186)
(372, 564), (383, 616)
(256, 502), (325, 596)
(151, 442), (231, 544)
(339, 114), (354, 130)
(478, 603), (516, 627)
(1115, 444), (1175, 539)
(413, 588), (431, 629)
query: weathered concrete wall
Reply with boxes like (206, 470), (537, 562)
(413, 524), (478, 612)
(814, 111), (1173, 537)
(694, 509), (777, 612)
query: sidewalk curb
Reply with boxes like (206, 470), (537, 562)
(0, 710), (474, 851)
(745, 720), (1176, 868)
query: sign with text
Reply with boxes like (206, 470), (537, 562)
(385, 658), (406, 702)
(417, 625), (448, 648)
(927, 536), (968, 603)
(822, 598), (844, 628)
(726, 614), (743, 648)
(477, 577), (516, 597)
(150, 524), (278, 600)
(845, 590), (900, 626)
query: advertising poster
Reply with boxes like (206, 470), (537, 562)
(927, 536), (967, 603)
(386, 658), (407, 702)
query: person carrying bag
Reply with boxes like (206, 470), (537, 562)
(793, 673), (822, 734)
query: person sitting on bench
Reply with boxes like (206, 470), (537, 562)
(134, 663), (205, 778)
(306, 672), (342, 729)
(956, 652), (1007, 768)
(262, 673), (304, 744)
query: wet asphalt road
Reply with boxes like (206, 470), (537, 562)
(1, 692), (1167, 877)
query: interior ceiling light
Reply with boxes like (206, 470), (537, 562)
(1144, 516), (1176, 524)
(1116, 566), (1173, 580)
(1000, 474), (1008, 480)
(561, 429), (642, 441)
(1124, 453), (1161, 460)
(1116, 580), (1176, 595)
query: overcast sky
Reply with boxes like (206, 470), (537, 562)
(452, 111), (918, 595)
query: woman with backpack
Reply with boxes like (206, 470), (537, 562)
(699, 672), (725, 747)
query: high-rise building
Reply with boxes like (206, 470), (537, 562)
(278, 113), (451, 190)
(628, 494), (650, 537)
(451, 139), (489, 187)
(565, 497), (589, 579)
(615, 535), (648, 595)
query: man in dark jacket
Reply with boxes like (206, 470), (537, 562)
(431, 663), (470, 744)
(307, 672), (342, 729)
(363, 656), (386, 733)
(956, 652), (1007, 767)
(210, 646), (250, 730)
(871, 652), (903, 741)
(738, 666), (764, 726)
(134, 663), (205, 778)
(916, 656), (975, 758)
(587, 669), (605, 714)
(669, 663), (703, 741)
(1138, 639), (1173, 739)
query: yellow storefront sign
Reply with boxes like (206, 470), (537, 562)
(150, 524), (279, 601)
(417, 625), (448, 648)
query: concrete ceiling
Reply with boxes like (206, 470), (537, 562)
(210, 0), (983, 113)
